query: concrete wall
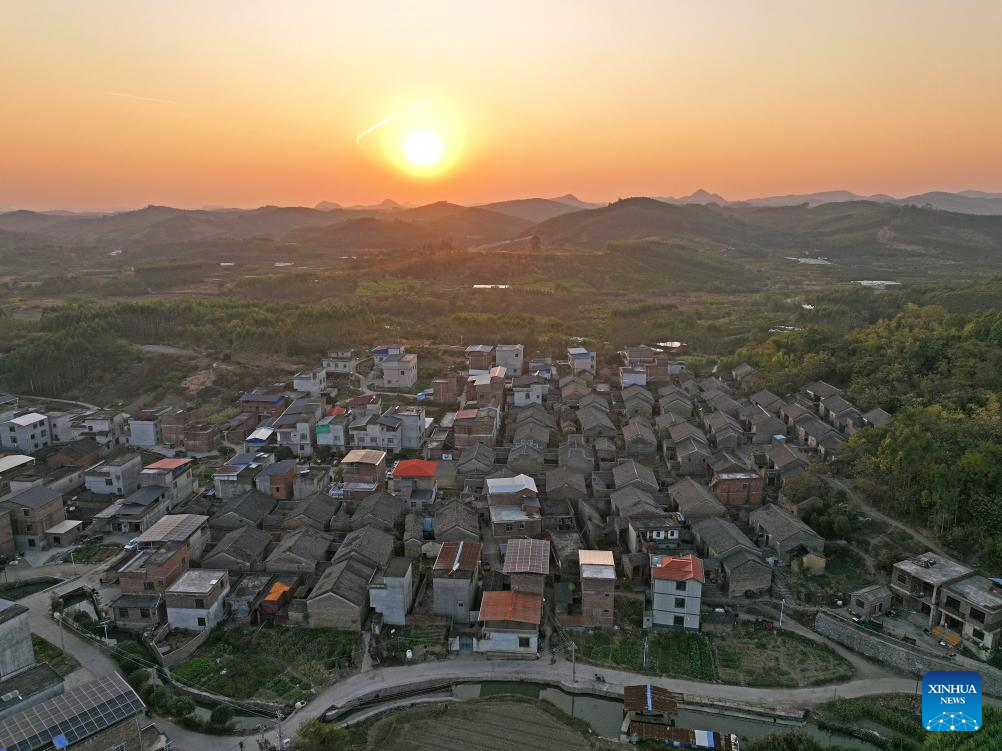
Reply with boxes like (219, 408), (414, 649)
(652, 578), (702, 629)
(474, 628), (537, 655)
(433, 575), (477, 624)
(0, 608), (35, 678)
(814, 611), (1002, 696)
(369, 567), (413, 627)
(167, 589), (228, 630)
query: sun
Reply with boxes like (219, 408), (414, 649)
(403, 128), (445, 168)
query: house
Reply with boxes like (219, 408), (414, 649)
(465, 367), (507, 410)
(889, 553), (974, 628)
(559, 435), (595, 475)
(731, 363), (756, 385)
(748, 413), (787, 445)
(240, 387), (289, 418)
(272, 398), (324, 458)
(128, 408), (170, 447)
(486, 474), (537, 506)
(545, 466), (587, 505)
(512, 420), (550, 449)
(456, 442), (496, 478)
(559, 376), (591, 404)
(434, 500), (480, 543)
(339, 449), (387, 501)
(166, 569), (230, 630)
(861, 407), (892, 428)
(475, 590), (542, 655)
(390, 459), (439, 510)
(567, 347), (597, 375)
(213, 458), (266, 499)
(315, 412), (351, 451)
(293, 367), (328, 396)
(0, 673), (146, 751)
(703, 411), (744, 450)
(372, 344), (406, 364)
(612, 460), (658, 493)
(494, 344), (524, 373)
(348, 393), (382, 417)
(201, 526), (272, 574)
(622, 420), (657, 456)
(84, 453), (142, 496)
(118, 541), (189, 596)
(938, 575), (1002, 650)
(348, 412), (401, 452)
(369, 557), (415, 627)
(334, 526), (395, 570)
(210, 491), (276, 538)
(658, 394), (693, 420)
(265, 527), (333, 575)
(433, 541), (482, 624)
(651, 554), (704, 630)
(306, 557), (378, 631)
(452, 407), (501, 449)
(0, 454), (35, 497)
(92, 485), (171, 534)
(667, 478), (726, 521)
(507, 441), (545, 475)
(140, 457), (195, 507)
(766, 442), (810, 486)
(323, 347), (358, 375)
(848, 584), (893, 619)
(578, 406), (616, 439)
(749, 390), (783, 415)
(282, 493), (338, 532)
(578, 393), (610, 413)
(579, 549), (616, 627)
(511, 375), (546, 407)
(159, 408), (193, 446)
(691, 517), (771, 598)
(135, 513), (211, 559)
(622, 384), (655, 418)
(710, 463), (765, 507)
(803, 380), (841, 403)
(0, 412), (51, 452)
(0, 487), (64, 552)
(619, 367), (647, 388)
(379, 353), (418, 390)
(502, 538), (550, 595)
(349, 491), (402, 531)
(112, 592), (165, 632)
(749, 504), (825, 564)
(0, 511), (15, 559)
(403, 512), (423, 557)
(183, 423), (221, 453)
(0, 598), (36, 679)
(465, 344), (495, 372)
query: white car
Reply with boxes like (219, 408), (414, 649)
(124, 538), (140, 551)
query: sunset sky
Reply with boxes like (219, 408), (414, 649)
(3, 1), (1002, 210)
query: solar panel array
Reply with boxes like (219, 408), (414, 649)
(502, 538), (550, 575)
(0, 674), (143, 751)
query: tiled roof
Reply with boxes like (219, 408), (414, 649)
(651, 554), (705, 583)
(392, 459), (438, 478)
(433, 541), (482, 574)
(478, 590), (542, 625)
(623, 684), (678, 713)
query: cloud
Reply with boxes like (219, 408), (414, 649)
(356, 99), (436, 145)
(102, 90), (179, 106)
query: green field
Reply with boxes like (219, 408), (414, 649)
(568, 629), (715, 681)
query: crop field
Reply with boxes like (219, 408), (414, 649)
(568, 630), (715, 681)
(709, 627), (854, 687)
(367, 699), (593, 751)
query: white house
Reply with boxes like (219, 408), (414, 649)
(650, 554), (704, 630)
(1, 412), (51, 452)
(165, 569), (230, 630)
(567, 347), (597, 375)
(293, 368), (328, 396)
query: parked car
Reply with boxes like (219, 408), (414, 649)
(124, 538), (140, 551)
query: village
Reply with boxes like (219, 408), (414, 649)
(0, 341), (999, 751)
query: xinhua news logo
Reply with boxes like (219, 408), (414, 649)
(922, 671), (982, 732)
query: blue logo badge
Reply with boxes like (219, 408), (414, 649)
(922, 670), (982, 732)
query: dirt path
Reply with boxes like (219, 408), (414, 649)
(825, 476), (947, 557)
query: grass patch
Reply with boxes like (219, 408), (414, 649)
(67, 544), (122, 563)
(170, 626), (356, 701)
(614, 596), (644, 629)
(32, 634), (80, 676)
(0, 577), (60, 600)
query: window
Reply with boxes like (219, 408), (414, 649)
(673, 615), (685, 626)
(971, 608), (986, 623)
(676, 581), (687, 592)
(945, 596), (961, 611)
(973, 628), (985, 641)
(118, 608), (130, 618)
(194, 598), (205, 609)
(140, 608), (151, 619)
(896, 573), (907, 584)
(674, 598), (686, 608)
(855, 599), (865, 609)
(144, 581), (155, 591)
(197, 617), (207, 627)
(518, 636), (531, 649)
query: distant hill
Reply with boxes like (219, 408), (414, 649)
(656, 189), (728, 205)
(549, 194), (604, 210)
(478, 197), (584, 222)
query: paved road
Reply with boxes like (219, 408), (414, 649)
(12, 393), (100, 411)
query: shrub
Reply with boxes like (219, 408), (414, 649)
(170, 695), (196, 718)
(209, 704), (234, 726)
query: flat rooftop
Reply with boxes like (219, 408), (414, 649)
(167, 569), (227, 594)
(894, 553), (973, 586)
(945, 575), (1002, 611)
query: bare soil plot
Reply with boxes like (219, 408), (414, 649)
(709, 626), (854, 687)
(367, 699), (594, 751)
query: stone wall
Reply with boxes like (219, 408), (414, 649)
(814, 611), (1002, 696)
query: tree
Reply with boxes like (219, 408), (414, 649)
(275, 446), (295, 461)
(292, 719), (354, 751)
(209, 704), (234, 726)
(169, 695), (196, 718)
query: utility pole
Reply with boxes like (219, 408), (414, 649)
(571, 641), (576, 683)
(54, 612), (65, 651)
(642, 637), (648, 670)
(778, 598), (786, 631)
(276, 711), (283, 750)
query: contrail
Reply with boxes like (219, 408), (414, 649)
(102, 90), (179, 106)
(356, 99), (437, 145)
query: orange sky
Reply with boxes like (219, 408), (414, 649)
(2, 1), (1002, 210)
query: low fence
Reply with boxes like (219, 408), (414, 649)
(814, 611), (1002, 696)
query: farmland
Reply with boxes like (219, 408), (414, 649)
(568, 630), (715, 681)
(367, 698), (600, 751)
(709, 627), (854, 687)
(170, 626), (357, 701)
